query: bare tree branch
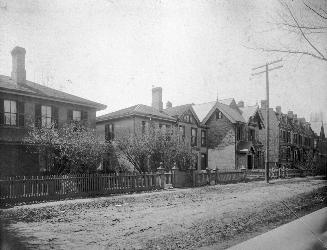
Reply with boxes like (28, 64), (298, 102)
(257, 47), (327, 61)
(284, 2), (326, 60)
(304, 2), (327, 20)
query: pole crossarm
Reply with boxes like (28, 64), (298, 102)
(251, 65), (283, 76)
(252, 58), (283, 71)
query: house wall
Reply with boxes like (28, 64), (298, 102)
(0, 91), (98, 176)
(206, 110), (236, 169)
(258, 108), (280, 167)
(96, 114), (208, 171)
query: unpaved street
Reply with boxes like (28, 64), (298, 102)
(1, 177), (326, 249)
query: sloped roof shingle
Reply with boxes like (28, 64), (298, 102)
(0, 75), (106, 110)
(97, 104), (176, 122)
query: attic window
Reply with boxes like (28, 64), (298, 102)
(184, 114), (192, 123)
(216, 111), (222, 120)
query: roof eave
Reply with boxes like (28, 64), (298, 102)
(0, 88), (106, 110)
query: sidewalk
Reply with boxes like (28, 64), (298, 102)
(226, 207), (327, 250)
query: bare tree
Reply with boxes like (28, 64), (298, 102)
(255, 0), (327, 62)
(113, 126), (194, 173)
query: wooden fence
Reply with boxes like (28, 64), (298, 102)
(246, 168), (310, 179)
(193, 169), (246, 187)
(0, 172), (173, 205)
(0, 168), (319, 205)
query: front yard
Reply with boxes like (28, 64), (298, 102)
(1, 177), (326, 249)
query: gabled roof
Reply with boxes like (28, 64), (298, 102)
(240, 105), (259, 122)
(164, 104), (201, 126)
(164, 104), (192, 118)
(259, 108), (279, 127)
(193, 100), (245, 124)
(192, 101), (216, 122)
(97, 104), (177, 122)
(0, 75), (106, 110)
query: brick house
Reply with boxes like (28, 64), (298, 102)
(96, 87), (208, 171)
(0, 46), (106, 177)
(164, 103), (209, 170)
(259, 101), (316, 169)
(192, 99), (264, 170)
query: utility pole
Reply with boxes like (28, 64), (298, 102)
(252, 59), (283, 183)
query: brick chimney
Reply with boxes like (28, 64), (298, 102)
(276, 106), (281, 114)
(166, 101), (172, 109)
(261, 100), (267, 110)
(152, 87), (163, 111)
(287, 111), (294, 118)
(237, 101), (244, 108)
(11, 46), (26, 84)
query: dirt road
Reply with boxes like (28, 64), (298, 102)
(1, 177), (326, 249)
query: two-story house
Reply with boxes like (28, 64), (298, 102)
(0, 46), (106, 176)
(259, 101), (316, 169)
(96, 87), (208, 171)
(164, 103), (209, 170)
(192, 98), (264, 170)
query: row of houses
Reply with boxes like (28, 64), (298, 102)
(0, 47), (326, 176)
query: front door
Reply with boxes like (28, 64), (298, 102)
(247, 155), (253, 169)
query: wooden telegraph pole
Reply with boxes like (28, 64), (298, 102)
(252, 59), (283, 183)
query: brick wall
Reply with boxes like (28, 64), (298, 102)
(258, 108), (280, 164)
(0, 144), (39, 177)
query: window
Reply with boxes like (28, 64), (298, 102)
(287, 131), (291, 143)
(105, 124), (114, 141)
(201, 153), (207, 170)
(4, 100), (17, 126)
(191, 128), (197, 146)
(237, 127), (242, 141)
(184, 115), (190, 123)
(201, 130), (206, 146)
(73, 110), (81, 121)
(248, 129), (255, 141)
(286, 147), (291, 159)
(179, 125), (185, 140)
(142, 121), (146, 134)
(216, 111), (222, 120)
(41, 105), (52, 128)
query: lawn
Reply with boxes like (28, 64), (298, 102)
(1, 177), (326, 249)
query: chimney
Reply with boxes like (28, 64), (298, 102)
(152, 87), (163, 111)
(11, 46), (26, 84)
(237, 101), (244, 108)
(261, 100), (267, 110)
(276, 106), (281, 114)
(287, 111), (294, 119)
(293, 114), (297, 119)
(166, 101), (172, 109)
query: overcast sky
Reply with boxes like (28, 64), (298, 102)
(0, 0), (326, 121)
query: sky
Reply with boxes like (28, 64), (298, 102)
(0, 0), (326, 121)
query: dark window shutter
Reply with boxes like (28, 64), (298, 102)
(17, 101), (25, 127)
(81, 111), (88, 121)
(35, 104), (41, 128)
(52, 106), (59, 128)
(81, 111), (88, 126)
(105, 124), (109, 141)
(112, 124), (114, 140)
(67, 110), (73, 122)
(0, 99), (4, 125)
